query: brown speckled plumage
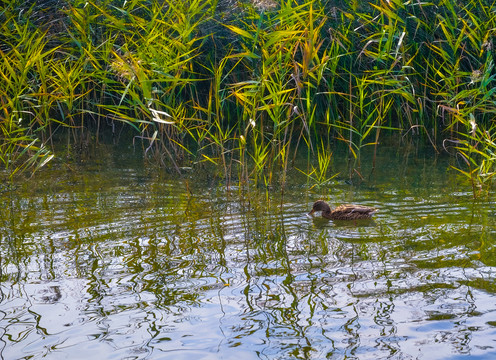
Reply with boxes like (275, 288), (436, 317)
(308, 200), (377, 220)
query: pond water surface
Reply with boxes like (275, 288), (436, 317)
(1, 143), (496, 359)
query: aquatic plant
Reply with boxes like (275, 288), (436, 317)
(1, 0), (495, 196)
(0, 9), (56, 179)
(297, 140), (338, 190)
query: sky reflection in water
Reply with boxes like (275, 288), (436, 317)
(1, 144), (496, 359)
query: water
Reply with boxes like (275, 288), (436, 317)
(1, 142), (496, 359)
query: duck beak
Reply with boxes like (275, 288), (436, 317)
(308, 209), (315, 216)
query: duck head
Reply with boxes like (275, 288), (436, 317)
(308, 200), (331, 216)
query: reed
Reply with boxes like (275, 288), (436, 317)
(297, 139), (338, 189)
(0, 9), (56, 179)
(1, 0), (495, 195)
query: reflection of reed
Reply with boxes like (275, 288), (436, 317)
(2, 149), (496, 359)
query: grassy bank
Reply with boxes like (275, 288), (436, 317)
(1, 0), (495, 195)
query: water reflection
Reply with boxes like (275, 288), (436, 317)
(1, 145), (496, 359)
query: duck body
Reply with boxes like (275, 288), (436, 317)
(308, 200), (377, 220)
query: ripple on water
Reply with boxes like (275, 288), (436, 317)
(2, 152), (496, 360)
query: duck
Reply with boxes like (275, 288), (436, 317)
(308, 200), (377, 220)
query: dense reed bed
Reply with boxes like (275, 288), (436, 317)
(1, 0), (495, 195)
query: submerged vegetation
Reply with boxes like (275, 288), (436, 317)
(1, 0), (495, 195)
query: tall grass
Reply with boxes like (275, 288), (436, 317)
(1, 0), (495, 195)
(0, 10), (56, 178)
